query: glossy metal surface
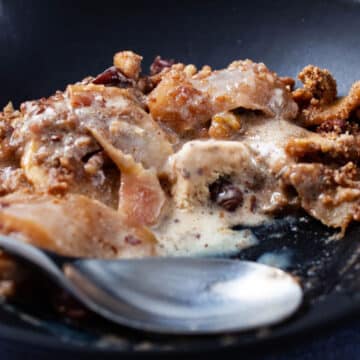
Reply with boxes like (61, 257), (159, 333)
(0, 235), (302, 334)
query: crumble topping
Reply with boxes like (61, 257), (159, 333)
(0, 50), (359, 283)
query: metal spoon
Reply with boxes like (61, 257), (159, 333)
(0, 235), (302, 334)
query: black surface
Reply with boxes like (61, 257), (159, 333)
(2, 0), (360, 109)
(1, 0), (360, 358)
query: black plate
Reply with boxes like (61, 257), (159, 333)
(1, 0), (360, 357)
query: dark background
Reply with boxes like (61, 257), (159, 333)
(0, 0), (360, 358)
(2, 0), (360, 108)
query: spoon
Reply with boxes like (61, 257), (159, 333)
(0, 235), (302, 334)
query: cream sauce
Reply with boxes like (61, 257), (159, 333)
(152, 116), (310, 257)
(241, 116), (310, 172)
(153, 206), (259, 256)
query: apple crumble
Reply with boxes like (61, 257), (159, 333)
(0, 50), (360, 293)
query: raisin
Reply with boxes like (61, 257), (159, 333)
(150, 56), (175, 75)
(209, 177), (243, 212)
(209, 177), (231, 202)
(93, 66), (134, 88)
(216, 185), (243, 211)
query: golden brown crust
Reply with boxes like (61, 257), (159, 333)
(148, 59), (298, 137)
(113, 51), (143, 80)
(304, 82), (360, 126)
(298, 65), (337, 105)
(147, 68), (213, 135)
(293, 65), (360, 127)
(282, 162), (360, 231)
(285, 132), (360, 164)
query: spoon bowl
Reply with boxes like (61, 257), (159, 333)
(0, 235), (303, 334)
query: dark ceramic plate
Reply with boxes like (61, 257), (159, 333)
(1, 0), (360, 357)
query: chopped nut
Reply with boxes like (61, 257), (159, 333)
(84, 152), (104, 175)
(184, 64), (197, 77)
(171, 63), (186, 72)
(3, 102), (14, 115)
(59, 156), (72, 169)
(34, 148), (50, 164)
(109, 120), (123, 135)
(209, 111), (241, 139)
(195, 65), (212, 79)
(298, 65), (337, 105)
(113, 51), (143, 79)
(74, 136), (92, 147)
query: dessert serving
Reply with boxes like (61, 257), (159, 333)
(0, 50), (360, 297)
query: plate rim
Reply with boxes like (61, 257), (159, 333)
(0, 293), (358, 355)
